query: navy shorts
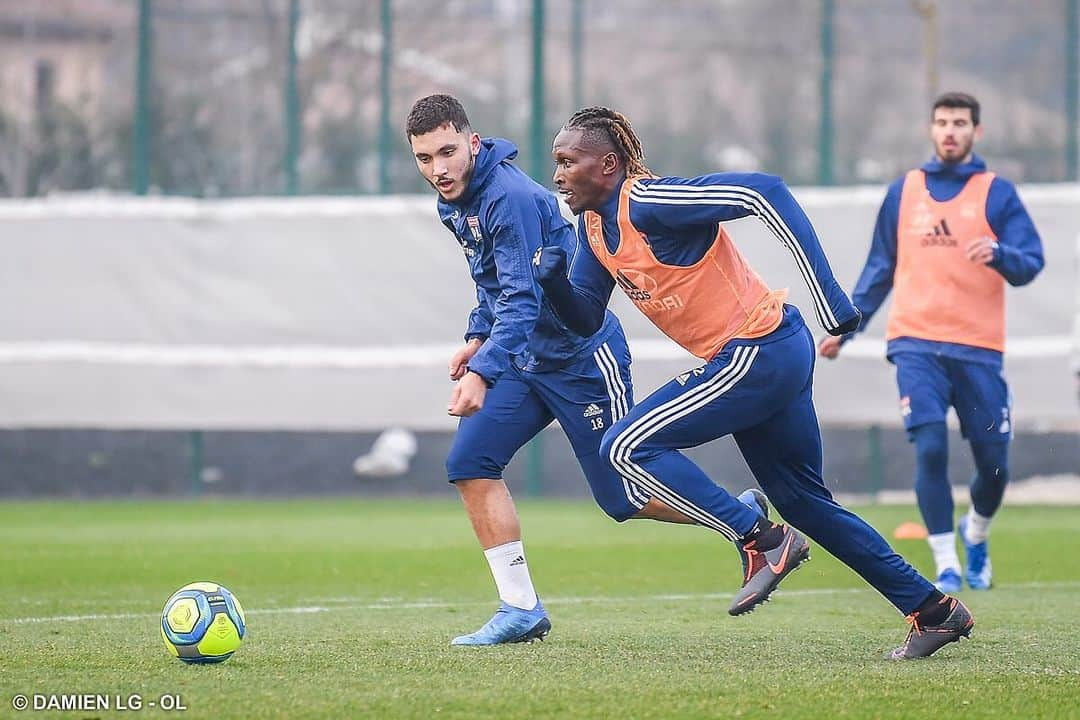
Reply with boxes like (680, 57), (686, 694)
(893, 351), (1012, 443)
(445, 330), (647, 521)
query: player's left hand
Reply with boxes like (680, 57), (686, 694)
(448, 371), (488, 417)
(966, 236), (997, 265)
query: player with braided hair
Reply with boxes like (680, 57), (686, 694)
(563, 107), (653, 177)
(536, 106), (974, 659)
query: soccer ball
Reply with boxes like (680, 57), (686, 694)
(160, 582), (246, 664)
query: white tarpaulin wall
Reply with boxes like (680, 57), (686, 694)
(0, 188), (1076, 430)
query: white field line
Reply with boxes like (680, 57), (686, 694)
(0, 336), (1070, 370)
(5, 580), (1080, 626)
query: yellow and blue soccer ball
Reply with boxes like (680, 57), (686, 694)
(160, 582), (246, 664)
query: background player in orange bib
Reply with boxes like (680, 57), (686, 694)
(819, 93), (1044, 593)
(539, 106), (972, 659)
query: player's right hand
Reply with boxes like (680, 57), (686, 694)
(534, 246), (568, 282)
(817, 334), (843, 360)
(449, 338), (483, 381)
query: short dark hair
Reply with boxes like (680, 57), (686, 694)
(405, 94), (471, 138)
(932, 91), (980, 126)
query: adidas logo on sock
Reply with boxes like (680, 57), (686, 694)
(509, 555), (526, 567)
(582, 403), (603, 418)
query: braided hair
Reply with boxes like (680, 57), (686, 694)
(564, 106), (652, 177)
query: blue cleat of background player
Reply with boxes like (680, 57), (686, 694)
(959, 516), (992, 590)
(934, 567), (963, 594)
(450, 600), (551, 646)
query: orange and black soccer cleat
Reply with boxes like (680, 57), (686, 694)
(889, 596), (974, 659)
(729, 524), (810, 616)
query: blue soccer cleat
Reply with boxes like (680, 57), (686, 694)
(450, 600), (551, 646)
(934, 567), (962, 594)
(959, 516), (992, 590)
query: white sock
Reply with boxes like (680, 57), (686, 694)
(483, 540), (538, 610)
(964, 509), (993, 544)
(927, 532), (961, 576)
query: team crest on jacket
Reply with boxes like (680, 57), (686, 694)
(466, 216), (483, 243)
(456, 216), (482, 257)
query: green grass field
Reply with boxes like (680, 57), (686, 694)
(3, 500), (1079, 719)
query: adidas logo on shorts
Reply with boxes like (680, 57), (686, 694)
(582, 403), (603, 418)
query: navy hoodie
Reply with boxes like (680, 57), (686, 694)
(437, 138), (618, 384)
